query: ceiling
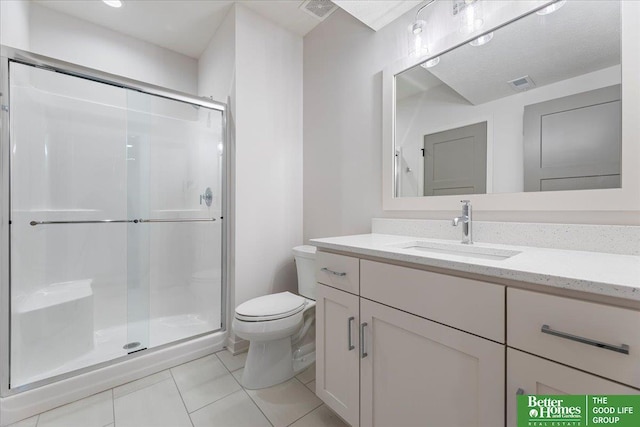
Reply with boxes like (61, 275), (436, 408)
(34, 0), (420, 59)
(396, 65), (443, 100)
(398, 0), (621, 106)
(333, 0), (421, 31)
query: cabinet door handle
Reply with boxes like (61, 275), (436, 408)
(360, 322), (368, 358)
(347, 316), (355, 351)
(516, 388), (525, 395)
(541, 324), (630, 355)
(320, 267), (346, 277)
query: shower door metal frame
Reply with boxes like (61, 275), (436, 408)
(0, 46), (229, 396)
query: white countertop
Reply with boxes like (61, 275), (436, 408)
(310, 234), (640, 301)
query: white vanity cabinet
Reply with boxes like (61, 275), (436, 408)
(506, 288), (640, 427)
(360, 298), (504, 427)
(316, 283), (360, 426)
(506, 348), (638, 427)
(315, 252), (506, 427)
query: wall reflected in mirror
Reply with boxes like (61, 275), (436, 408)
(394, 0), (621, 197)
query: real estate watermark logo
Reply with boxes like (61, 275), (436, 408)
(517, 395), (640, 427)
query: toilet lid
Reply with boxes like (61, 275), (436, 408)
(235, 291), (306, 321)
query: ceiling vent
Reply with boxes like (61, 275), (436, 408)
(299, 0), (338, 21)
(508, 75), (536, 92)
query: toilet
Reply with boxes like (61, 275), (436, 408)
(232, 245), (317, 389)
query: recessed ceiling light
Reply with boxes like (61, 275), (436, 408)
(103, 0), (122, 8)
(469, 32), (494, 47)
(536, 0), (565, 16)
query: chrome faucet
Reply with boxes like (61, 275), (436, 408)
(452, 200), (473, 244)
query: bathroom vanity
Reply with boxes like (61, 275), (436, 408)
(311, 233), (640, 427)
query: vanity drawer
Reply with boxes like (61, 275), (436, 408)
(315, 251), (360, 295)
(360, 260), (505, 342)
(507, 288), (640, 388)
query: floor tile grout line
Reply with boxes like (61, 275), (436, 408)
(226, 364), (273, 425)
(213, 351), (234, 374)
(283, 377), (323, 427)
(111, 388), (116, 427)
(184, 387), (243, 415)
(239, 388), (275, 427)
(285, 403), (323, 427)
(112, 371), (171, 400)
(169, 369), (195, 427)
(215, 350), (247, 375)
(169, 353), (245, 416)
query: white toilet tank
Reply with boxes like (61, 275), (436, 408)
(293, 245), (316, 300)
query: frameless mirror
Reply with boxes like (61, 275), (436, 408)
(394, 0), (621, 197)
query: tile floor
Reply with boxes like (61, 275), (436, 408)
(8, 350), (348, 427)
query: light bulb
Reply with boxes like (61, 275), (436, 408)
(469, 32), (493, 47)
(459, 0), (484, 34)
(103, 0), (122, 8)
(409, 20), (428, 58)
(420, 57), (440, 69)
(536, 0), (566, 15)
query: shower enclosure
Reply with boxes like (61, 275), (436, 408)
(0, 49), (227, 392)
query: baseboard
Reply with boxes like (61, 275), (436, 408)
(225, 333), (249, 355)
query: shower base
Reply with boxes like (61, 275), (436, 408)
(12, 313), (221, 388)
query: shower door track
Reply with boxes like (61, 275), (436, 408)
(0, 45), (230, 398)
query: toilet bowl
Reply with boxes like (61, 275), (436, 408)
(232, 245), (316, 389)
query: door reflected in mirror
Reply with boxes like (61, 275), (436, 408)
(394, 0), (621, 197)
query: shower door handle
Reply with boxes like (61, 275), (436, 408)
(30, 219), (136, 226)
(30, 218), (217, 226)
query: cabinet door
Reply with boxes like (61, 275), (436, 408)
(360, 299), (504, 427)
(316, 284), (360, 426)
(507, 348), (639, 427)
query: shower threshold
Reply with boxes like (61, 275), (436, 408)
(11, 313), (221, 388)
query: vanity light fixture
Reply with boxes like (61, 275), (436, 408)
(420, 56), (440, 68)
(469, 31), (493, 46)
(455, 0), (484, 34)
(408, 0), (436, 58)
(102, 0), (122, 8)
(536, 0), (566, 16)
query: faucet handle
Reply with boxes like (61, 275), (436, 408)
(460, 199), (471, 205)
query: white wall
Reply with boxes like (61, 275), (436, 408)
(1, 1), (197, 94)
(396, 65), (621, 196)
(0, 0), (30, 49)
(198, 7), (236, 104)
(234, 5), (303, 306)
(198, 4), (303, 321)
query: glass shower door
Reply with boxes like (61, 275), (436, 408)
(126, 90), (223, 350)
(8, 61), (224, 389)
(9, 62), (132, 387)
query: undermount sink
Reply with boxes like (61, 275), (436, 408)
(389, 241), (521, 261)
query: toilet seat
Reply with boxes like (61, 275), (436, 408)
(235, 292), (306, 322)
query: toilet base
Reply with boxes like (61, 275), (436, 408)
(241, 337), (294, 389)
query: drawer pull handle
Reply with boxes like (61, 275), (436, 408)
(320, 267), (346, 277)
(516, 388), (525, 395)
(360, 322), (368, 358)
(541, 324), (630, 355)
(347, 316), (355, 351)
